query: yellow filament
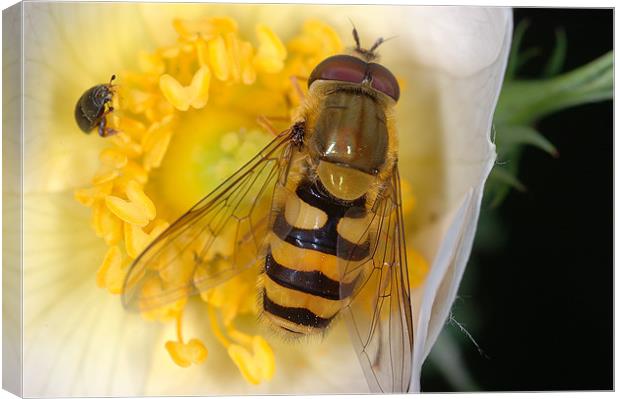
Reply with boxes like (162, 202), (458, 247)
(176, 309), (185, 343)
(208, 305), (231, 348)
(226, 323), (253, 347)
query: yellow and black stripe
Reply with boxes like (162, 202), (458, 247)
(262, 178), (369, 335)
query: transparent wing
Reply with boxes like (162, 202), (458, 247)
(338, 166), (414, 393)
(122, 130), (295, 312)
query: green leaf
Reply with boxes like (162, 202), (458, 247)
(427, 329), (480, 391)
(495, 51), (613, 125)
(543, 28), (567, 77)
(486, 167), (526, 207)
(506, 19), (531, 80)
(515, 47), (542, 72)
(496, 125), (558, 157)
(492, 167), (525, 192)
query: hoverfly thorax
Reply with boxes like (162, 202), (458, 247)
(304, 52), (400, 201)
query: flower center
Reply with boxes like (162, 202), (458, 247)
(151, 107), (270, 216)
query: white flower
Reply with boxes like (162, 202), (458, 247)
(12, 3), (511, 396)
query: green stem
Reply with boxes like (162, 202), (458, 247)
(496, 51), (613, 125)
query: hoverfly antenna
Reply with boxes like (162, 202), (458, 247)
(109, 74), (116, 84)
(369, 37), (385, 53)
(348, 23), (396, 62)
(348, 18), (362, 51)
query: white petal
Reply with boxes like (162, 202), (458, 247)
(22, 193), (161, 396)
(409, 189), (473, 392)
(22, 4), (166, 394)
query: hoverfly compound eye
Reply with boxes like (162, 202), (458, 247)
(308, 55), (400, 102)
(308, 55), (367, 88)
(368, 63), (400, 102)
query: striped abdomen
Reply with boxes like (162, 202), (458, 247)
(262, 178), (370, 335)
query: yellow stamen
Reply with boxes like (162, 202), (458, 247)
(228, 345), (261, 385)
(159, 45), (181, 59)
(74, 189), (96, 207)
(239, 41), (257, 84)
(100, 148), (128, 169)
(165, 310), (208, 368)
(139, 277), (186, 321)
(408, 248), (430, 289)
(173, 16), (238, 42)
(226, 323), (253, 347)
(157, 252), (194, 286)
(138, 50), (165, 75)
(252, 336), (275, 381)
(96, 245), (127, 294)
(122, 160), (148, 185)
(254, 24), (287, 73)
(188, 66), (211, 108)
(91, 200), (123, 245)
(208, 36), (230, 81)
(92, 168), (120, 185)
(110, 132), (143, 159)
(223, 33), (242, 82)
(400, 179), (417, 216)
(144, 130), (172, 170)
(74, 181), (113, 207)
(115, 116), (147, 141)
(287, 20), (343, 57)
(176, 309), (184, 342)
(208, 305), (231, 348)
(126, 181), (156, 220)
(226, 335), (275, 385)
(159, 66), (211, 111)
(124, 220), (168, 259)
(105, 195), (152, 227)
(141, 115), (175, 171)
(165, 339), (208, 368)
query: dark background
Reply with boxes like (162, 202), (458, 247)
(422, 8), (613, 391)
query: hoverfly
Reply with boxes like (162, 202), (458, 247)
(74, 74), (117, 137)
(122, 29), (413, 393)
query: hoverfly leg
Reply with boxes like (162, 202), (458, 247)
(192, 250), (208, 265)
(257, 115), (280, 136)
(290, 75), (306, 102)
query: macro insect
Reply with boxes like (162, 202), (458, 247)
(74, 75), (117, 137)
(122, 30), (413, 393)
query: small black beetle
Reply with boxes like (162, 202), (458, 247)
(74, 75), (117, 137)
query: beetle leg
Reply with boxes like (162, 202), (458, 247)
(98, 107), (117, 137)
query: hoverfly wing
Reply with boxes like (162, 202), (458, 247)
(122, 130), (296, 312)
(338, 166), (414, 393)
